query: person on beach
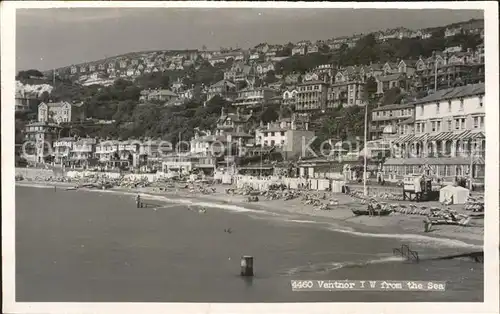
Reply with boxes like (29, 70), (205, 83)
(135, 194), (141, 208)
(414, 175), (422, 202)
(424, 217), (432, 232)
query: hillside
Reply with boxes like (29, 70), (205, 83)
(38, 19), (483, 78)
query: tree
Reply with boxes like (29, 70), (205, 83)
(365, 76), (378, 99)
(380, 87), (402, 106)
(264, 70), (278, 84)
(279, 106), (293, 119)
(318, 44), (330, 54)
(431, 28), (445, 39)
(259, 106), (279, 124)
(160, 75), (171, 89)
(276, 47), (292, 57)
(16, 69), (44, 80)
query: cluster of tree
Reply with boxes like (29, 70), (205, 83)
(311, 102), (378, 151)
(16, 69), (44, 80)
(274, 52), (335, 76)
(71, 94), (228, 143)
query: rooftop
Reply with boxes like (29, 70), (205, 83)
(412, 83), (484, 105)
(372, 103), (414, 111)
(376, 73), (406, 82)
(298, 80), (328, 86)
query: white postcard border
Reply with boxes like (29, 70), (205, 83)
(2, 2), (498, 314)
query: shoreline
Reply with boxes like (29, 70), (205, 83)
(15, 181), (484, 248)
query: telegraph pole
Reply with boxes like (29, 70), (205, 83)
(363, 101), (368, 196)
(434, 59), (438, 92)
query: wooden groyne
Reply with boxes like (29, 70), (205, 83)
(432, 251), (484, 263)
(392, 244), (484, 264)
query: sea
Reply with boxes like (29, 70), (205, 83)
(15, 186), (483, 302)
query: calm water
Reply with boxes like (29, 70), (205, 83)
(16, 186), (483, 302)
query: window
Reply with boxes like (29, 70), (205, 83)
(314, 85), (319, 90)
(455, 119), (460, 130)
(431, 121), (436, 132)
(459, 98), (464, 111)
(422, 123), (426, 133)
(280, 140), (285, 145)
(480, 116), (484, 128)
(461, 118), (465, 128)
(270, 140), (275, 146)
(436, 102), (440, 114)
(448, 100), (452, 112)
(280, 131), (285, 136)
(473, 117), (479, 128)
(420, 105), (424, 116)
(479, 95), (483, 107)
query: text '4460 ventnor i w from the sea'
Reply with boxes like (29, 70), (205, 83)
(290, 280), (446, 292)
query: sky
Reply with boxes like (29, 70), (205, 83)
(16, 7), (483, 71)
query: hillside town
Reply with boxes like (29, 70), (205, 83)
(15, 18), (485, 190)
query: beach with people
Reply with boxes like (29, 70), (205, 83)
(15, 169), (485, 246)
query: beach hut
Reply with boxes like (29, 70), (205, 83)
(439, 185), (470, 204)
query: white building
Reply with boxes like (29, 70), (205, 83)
(69, 138), (97, 167)
(95, 140), (120, 163)
(53, 137), (75, 164)
(387, 83), (485, 183)
(254, 116), (314, 159)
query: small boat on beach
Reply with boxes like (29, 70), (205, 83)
(351, 209), (392, 216)
(428, 216), (471, 226)
(65, 187), (78, 191)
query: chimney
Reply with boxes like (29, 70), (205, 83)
(267, 122), (271, 129)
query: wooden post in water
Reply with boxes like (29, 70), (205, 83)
(240, 256), (254, 276)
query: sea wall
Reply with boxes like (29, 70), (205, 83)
(15, 167), (63, 179)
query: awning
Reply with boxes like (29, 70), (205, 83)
(427, 132), (456, 142)
(393, 134), (415, 144)
(461, 130), (485, 140)
(384, 157), (484, 166)
(412, 133), (429, 142)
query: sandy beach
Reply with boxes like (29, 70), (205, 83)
(15, 180), (485, 246)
